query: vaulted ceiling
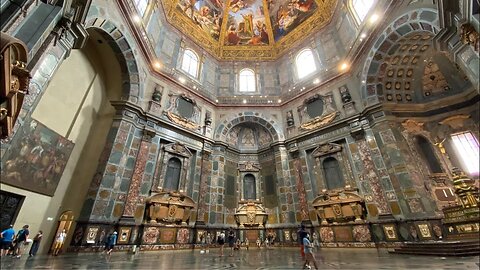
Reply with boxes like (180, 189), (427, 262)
(162, 0), (337, 60)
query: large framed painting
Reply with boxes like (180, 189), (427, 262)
(1, 119), (74, 196)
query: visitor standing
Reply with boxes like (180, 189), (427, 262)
(303, 233), (318, 270)
(244, 238), (249, 250)
(52, 229), (67, 256)
(298, 224), (309, 268)
(205, 232), (211, 253)
(106, 231), (117, 255)
(29, 230), (43, 257)
(217, 231), (225, 256)
(256, 238), (261, 248)
(227, 228), (235, 256)
(0, 225), (15, 257)
(14, 225), (30, 258)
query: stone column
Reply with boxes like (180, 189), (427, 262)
(120, 128), (156, 223)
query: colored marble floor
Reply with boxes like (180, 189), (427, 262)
(1, 247), (478, 270)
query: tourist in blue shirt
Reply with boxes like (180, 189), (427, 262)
(106, 231), (117, 255)
(302, 233), (318, 270)
(1, 225), (15, 257)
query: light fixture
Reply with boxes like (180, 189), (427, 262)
(242, 99), (247, 104)
(361, 80), (365, 83)
(369, 14), (379, 23)
(360, 33), (367, 39)
(215, 99), (219, 102)
(153, 61), (161, 69)
(179, 77), (186, 83)
(340, 62), (349, 71)
(132, 15), (141, 23)
(313, 78), (320, 84)
(277, 99), (282, 103)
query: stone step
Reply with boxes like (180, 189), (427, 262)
(390, 241), (480, 257)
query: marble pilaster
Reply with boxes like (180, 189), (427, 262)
(121, 129), (155, 221)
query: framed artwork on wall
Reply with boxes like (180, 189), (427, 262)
(382, 224), (398, 241)
(1, 118), (74, 196)
(118, 227), (131, 244)
(86, 227), (99, 244)
(416, 223), (433, 240)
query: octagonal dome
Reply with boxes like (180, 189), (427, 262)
(162, 0), (337, 60)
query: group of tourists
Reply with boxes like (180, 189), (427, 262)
(1, 225), (69, 258)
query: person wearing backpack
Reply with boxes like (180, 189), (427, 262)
(13, 225), (29, 258)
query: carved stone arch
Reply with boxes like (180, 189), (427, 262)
(215, 112), (283, 143)
(85, 18), (141, 104)
(360, 9), (440, 104)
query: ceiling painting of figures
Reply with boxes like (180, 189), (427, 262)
(268, 0), (318, 41)
(163, 0), (336, 60)
(176, 0), (224, 41)
(224, 0), (270, 46)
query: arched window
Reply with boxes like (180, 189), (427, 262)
(451, 131), (479, 176)
(134, 0), (149, 17)
(323, 157), (345, 190)
(414, 136), (443, 173)
(351, 0), (374, 23)
(243, 174), (256, 200)
(296, 49), (317, 79)
(181, 49), (199, 78)
(239, 68), (256, 92)
(164, 157), (182, 190)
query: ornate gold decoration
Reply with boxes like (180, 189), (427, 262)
(312, 187), (365, 224)
(146, 191), (195, 225)
(451, 168), (479, 208)
(166, 111), (200, 130)
(234, 200), (268, 228)
(439, 114), (470, 130)
(1, 33), (30, 139)
(460, 23), (480, 52)
(299, 111), (338, 131)
(401, 119), (424, 133)
(161, 0), (337, 60)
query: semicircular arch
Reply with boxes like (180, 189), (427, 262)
(215, 112), (284, 143)
(85, 18), (141, 103)
(360, 8), (440, 104)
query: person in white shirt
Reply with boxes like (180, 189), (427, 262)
(53, 229), (67, 256)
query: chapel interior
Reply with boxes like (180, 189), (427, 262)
(0, 0), (479, 258)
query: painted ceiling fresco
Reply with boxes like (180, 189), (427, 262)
(164, 0), (336, 60)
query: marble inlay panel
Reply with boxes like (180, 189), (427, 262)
(123, 139), (150, 217)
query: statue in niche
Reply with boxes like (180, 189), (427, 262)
(152, 86), (162, 102)
(205, 111), (212, 126)
(339, 85), (352, 103)
(286, 110), (295, 127)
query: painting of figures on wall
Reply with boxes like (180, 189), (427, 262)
(1, 119), (74, 196)
(224, 0), (270, 45)
(177, 0), (224, 40)
(268, 0), (317, 41)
